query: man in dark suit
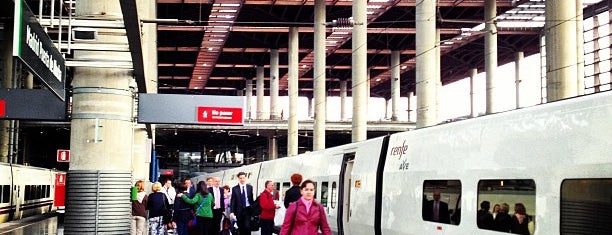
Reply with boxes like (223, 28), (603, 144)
(184, 178), (196, 198)
(208, 176), (225, 235)
(426, 189), (451, 224)
(230, 172), (255, 235)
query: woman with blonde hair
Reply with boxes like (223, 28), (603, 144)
(132, 180), (148, 235)
(147, 182), (171, 235)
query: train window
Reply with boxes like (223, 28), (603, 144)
(46, 185), (50, 198)
(2, 185), (9, 203)
(321, 182), (329, 207)
(331, 182), (337, 209)
(477, 179), (536, 233)
(25, 185), (31, 200)
(422, 180), (462, 225)
(3, 185), (8, 203)
(561, 179), (612, 235)
(282, 182), (290, 196)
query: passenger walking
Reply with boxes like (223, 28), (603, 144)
(510, 203), (530, 235)
(259, 180), (281, 235)
(477, 200), (494, 230)
(163, 179), (177, 206)
(184, 178), (196, 198)
(208, 176), (225, 235)
(280, 179), (331, 235)
(131, 180), (148, 235)
(173, 183), (194, 235)
(493, 203), (512, 232)
(283, 173), (302, 209)
(492, 204), (501, 220)
(230, 172), (255, 235)
(147, 182), (171, 235)
(178, 181), (214, 235)
(425, 189), (451, 224)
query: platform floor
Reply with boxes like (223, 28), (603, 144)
(0, 214), (267, 235)
(0, 214), (63, 235)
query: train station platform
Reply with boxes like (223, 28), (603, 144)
(0, 214), (63, 235)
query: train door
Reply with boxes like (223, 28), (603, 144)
(337, 153), (355, 235)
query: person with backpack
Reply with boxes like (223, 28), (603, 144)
(259, 180), (281, 235)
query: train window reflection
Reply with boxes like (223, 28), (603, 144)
(422, 180), (462, 225)
(2, 185), (8, 203)
(477, 179), (535, 233)
(321, 182), (329, 207)
(561, 179), (612, 235)
(331, 182), (337, 209)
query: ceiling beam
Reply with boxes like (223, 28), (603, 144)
(156, 0), (517, 7)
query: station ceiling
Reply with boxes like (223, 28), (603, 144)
(155, 0), (548, 98)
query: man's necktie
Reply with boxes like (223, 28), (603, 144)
(433, 202), (439, 221)
(241, 186), (246, 207)
(214, 187), (220, 209)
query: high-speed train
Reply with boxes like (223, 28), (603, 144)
(196, 91), (612, 235)
(0, 163), (66, 224)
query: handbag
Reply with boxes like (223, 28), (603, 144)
(161, 194), (173, 224)
(191, 194), (208, 226)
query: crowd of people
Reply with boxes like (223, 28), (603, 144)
(477, 201), (532, 235)
(131, 173), (331, 235)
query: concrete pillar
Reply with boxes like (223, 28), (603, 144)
(270, 49), (280, 120)
(66, 1), (134, 233)
(485, 0), (498, 114)
(415, 0), (438, 128)
(25, 72), (34, 89)
(469, 68), (477, 117)
(268, 136), (278, 160)
(308, 97), (313, 118)
(576, 0), (585, 95)
(313, 0), (326, 150)
(256, 66), (265, 119)
(246, 79), (253, 120)
(384, 99), (390, 120)
(407, 91), (412, 122)
(132, 129), (150, 181)
(545, 0), (579, 101)
(515, 51), (523, 109)
(352, 0), (367, 142)
(390, 50), (400, 121)
(340, 80), (347, 121)
(0, 27), (13, 163)
(132, 0), (156, 183)
(287, 27), (299, 157)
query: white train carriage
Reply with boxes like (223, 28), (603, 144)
(205, 91), (612, 235)
(0, 163), (62, 224)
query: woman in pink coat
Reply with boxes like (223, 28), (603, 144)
(280, 179), (332, 235)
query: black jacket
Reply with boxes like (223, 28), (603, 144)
(283, 185), (301, 209)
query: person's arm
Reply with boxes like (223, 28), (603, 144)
(280, 202), (297, 235)
(181, 193), (200, 205)
(283, 191), (291, 209)
(319, 204), (332, 235)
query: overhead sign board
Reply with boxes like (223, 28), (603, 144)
(138, 94), (245, 125)
(12, 0), (66, 101)
(197, 106), (243, 124)
(0, 89), (66, 120)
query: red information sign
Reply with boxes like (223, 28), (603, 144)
(57, 149), (70, 162)
(197, 106), (243, 124)
(0, 99), (5, 117)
